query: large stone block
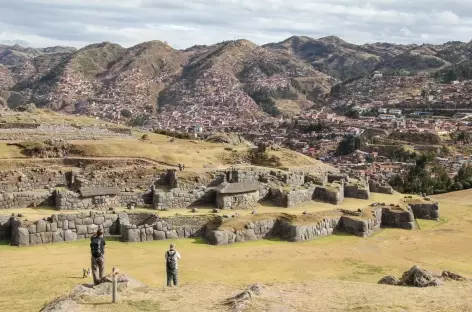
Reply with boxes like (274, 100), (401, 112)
(75, 218), (83, 225)
(36, 220), (47, 233)
(30, 233), (42, 245)
(126, 229), (140, 242)
(27, 224), (37, 234)
(76, 225), (87, 235)
(63, 220), (69, 230)
(155, 222), (163, 231)
(53, 230), (64, 243)
(94, 217), (105, 225)
(64, 230), (77, 241)
(176, 228), (185, 238)
(40, 232), (53, 244)
(68, 220), (75, 229)
(165, 230), (178, 240)
(50, 223), (58, 232)
(83, 217), (93, 225)
(153, 230), (166, 240)
(66, 214), (77, 221)
(244, 229), (257, 241)
(17, 228), (30, 246)
(87, 224), (98, 234)
(103, 219), (113, 228)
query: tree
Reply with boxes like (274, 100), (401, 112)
(336, 135), (364, 156)
(443, 69), (458, 83)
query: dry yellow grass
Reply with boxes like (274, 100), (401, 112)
(1, 191), (472, 311)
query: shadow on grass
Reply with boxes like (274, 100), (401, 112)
(190, 237), (208, 245)
(0, 240), (10, 246)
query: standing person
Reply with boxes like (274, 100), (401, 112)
(165, 243), (181, 287)
(90, 228), (106, 285)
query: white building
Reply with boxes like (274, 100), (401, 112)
(379, 114), (396, 120)
(389, 109), (402, 115)
(378, 108), (388, 114)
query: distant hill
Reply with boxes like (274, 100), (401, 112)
(1, 36), (472, 124)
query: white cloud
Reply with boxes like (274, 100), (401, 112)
(0, 0), (470, 48)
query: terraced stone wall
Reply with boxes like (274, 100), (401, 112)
(0, 190), (53, 209)
(369, 180), (394, 194)
(153, 188), (215, 210)
(408, 203), (439, 220)
(121, 215), (209, 242)
(10, 211), (124, 246)
(344, 185), (370, 200)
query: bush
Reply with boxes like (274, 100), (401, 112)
(121, 109), (132, 118)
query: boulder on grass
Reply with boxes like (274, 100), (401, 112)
(400, 265), (441, 287)
(378, 275), (400, 286)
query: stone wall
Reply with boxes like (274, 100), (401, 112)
(286, 187), (316, 208)
(55, 190), (150, 210)
(284, 172), (305, 187)
(153, 188), (215, 210)
(278, 216), (341, 242)
(381, 206), (416, 229)
(408, 203), (439, 220)
(216, 191), (259, 209)
(121, 215), (209, 242)
(339, 208), (382, 237)
(344, 185), (370, 200)
(0, 190), (53, 209)
(55, 190), (121, 210)
(0, 169), (67, 192)
(313, 184), (344, 205)
(327, 174), (349, 183)
(10, 211), (123, 246)
(205, 218), (277, 245)
(369, 180), (394, 194)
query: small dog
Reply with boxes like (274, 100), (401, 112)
(83, 268), (91, 278)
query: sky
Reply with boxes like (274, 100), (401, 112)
(0, 0), (471, 49)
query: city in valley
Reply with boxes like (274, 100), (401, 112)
(1, 3), (472, 312)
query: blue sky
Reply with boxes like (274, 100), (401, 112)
(0, 0), (470, 48)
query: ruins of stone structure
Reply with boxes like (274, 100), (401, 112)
(0, 164), (384, 212)
(3, 203), (425, 247)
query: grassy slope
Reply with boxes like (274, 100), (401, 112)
(0, 111), (330, 169)
(1, 192), (472, 311)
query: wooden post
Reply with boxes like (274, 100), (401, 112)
(112, 267), (118, 303)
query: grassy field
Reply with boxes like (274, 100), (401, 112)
(1, 191), (472, 311)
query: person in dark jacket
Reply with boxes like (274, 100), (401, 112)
(90, 229), (106, 285)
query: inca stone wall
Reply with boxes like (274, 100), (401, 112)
(408, 203), (439, 220)
(339, 208), (382, 237)
(327, 174), (349, 183)
(286, 187), (316, 208)
(313, 184), (344, 205)
(344, 185), (370, 200)
(0, 169), (67, 192)
(205, 218), (278, 245)
(381, 206), (416, 229)
(216, 191), (259, 209)
(55, 190), (150, 210)
(278, 216), (341, 242)
(0, 190), (53, 209)
(153, 188), (215, 210)
(120, 215), (209, 242)
(10, 211), (124, 246)
(369, 180), (394, 194)
(55, 190), (120, 210)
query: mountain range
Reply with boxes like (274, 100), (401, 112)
(1, 35), (472, 122)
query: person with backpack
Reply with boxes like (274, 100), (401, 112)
(165, 243), (181, 287)
(90, 229), (106, 285)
